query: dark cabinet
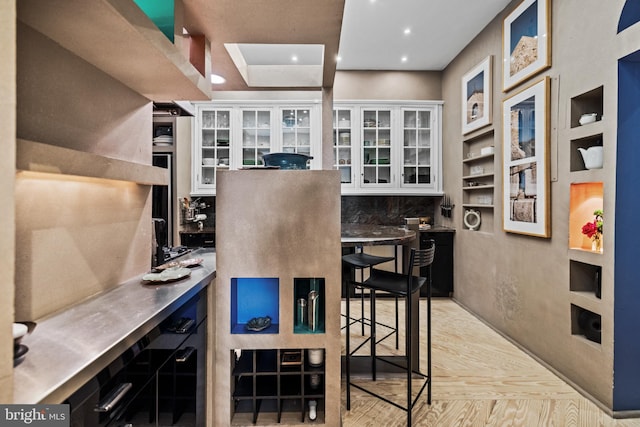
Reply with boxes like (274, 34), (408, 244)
(180, 231), (215, 248)
(420, 231), (454, 297)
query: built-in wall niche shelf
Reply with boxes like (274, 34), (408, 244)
(231, 278), (279, 334)
(293, 278), (325, 334)
(570, 133), (604, 172)
(16, 139), (168, 185)
(462, 127), (496, 233)
(570, 86), (604, 129)
(462, 126), (495, 144)
(231, 348), (325, 425)
(462, 152), (494, 163)
(18, 0), (211, 101)
(462, 184), (495, 191)
(462, 204), (495, 209)
(571, 304), (602, 345)
(570, 260), (602, 299)
(569, 182), (604, 253)
(462, 172), (494, 181)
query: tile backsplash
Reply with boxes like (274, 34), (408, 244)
(198, 195), (437, 228)
(341, 196), (436, 226)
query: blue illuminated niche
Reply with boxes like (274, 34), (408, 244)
(231, 278), (279, 334)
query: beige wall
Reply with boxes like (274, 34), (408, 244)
(14, 23), (154, 321)
(334, 70), (442, 100)
(440, 0), (626, 410)
(0, 0), (16, 402)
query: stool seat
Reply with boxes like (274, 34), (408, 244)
(342, 252), (395, 269)
(366, 268), (426, 296)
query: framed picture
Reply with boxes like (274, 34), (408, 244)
(502, 77), (550, 237)
(502, 0), (551, 92)
(462, 56), (492, 135)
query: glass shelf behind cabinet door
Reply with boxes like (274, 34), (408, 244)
(333, 109), (353, 184)
(242, 109), (271, 166)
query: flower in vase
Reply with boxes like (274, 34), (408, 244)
(581, 209), (603, 249)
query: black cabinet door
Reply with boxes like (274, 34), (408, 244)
(180, 232), (215, 248)
(420, 232), (454, 297)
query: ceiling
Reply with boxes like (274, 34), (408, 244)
(181, 0), (512, 91)
(337, 0), (512, 71)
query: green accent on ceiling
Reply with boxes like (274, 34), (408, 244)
(134, 0), (175, 43)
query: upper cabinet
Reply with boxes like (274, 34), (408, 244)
(336, 101), (443, 195)
(192, 102), (321, 196)
(192, 100), (442, 196)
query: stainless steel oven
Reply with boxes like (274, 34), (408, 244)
(66, 289), (207, 426)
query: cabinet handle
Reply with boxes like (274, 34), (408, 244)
(175, 346), (196, 363)
(176, 318), (195, 334)
(94, 383), (132, 413)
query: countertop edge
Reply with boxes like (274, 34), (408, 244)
(12, 249), (216, 404)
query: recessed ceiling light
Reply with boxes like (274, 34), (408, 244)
(404, 28), (411, 35)
(401, 56), (408, 62)
(210, 73), (226, 84)
(291, 55), (298, 62)
(336, 55), (342, 62)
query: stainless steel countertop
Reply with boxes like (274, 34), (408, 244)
(13, 248), (216, 404)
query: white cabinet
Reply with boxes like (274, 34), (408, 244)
(240, 109), (272, 167)
(401, 108), (434, 187)
(191, 102), (321, 196)
(332, 108), (356, 188)
(335, 101), (443, 195)
(281, 108), (312, 157)
(192, 108), (232, 194)
(361, 108), (393, 188)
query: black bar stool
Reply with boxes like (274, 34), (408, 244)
(345, 242), (435, 427)
(342, 247), (396, 341)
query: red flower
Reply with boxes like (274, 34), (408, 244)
(582, 221), (598, 238)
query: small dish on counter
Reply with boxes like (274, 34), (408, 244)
(142, 267), (192, 283)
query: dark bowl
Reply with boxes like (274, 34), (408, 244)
(262, 153), (312, 170)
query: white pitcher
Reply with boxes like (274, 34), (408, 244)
(578, 146), (603, 169)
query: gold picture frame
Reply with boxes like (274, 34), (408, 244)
(502, 77), (551, 237)
(502, 0), (551, 92)
(462, 56), (492, 135)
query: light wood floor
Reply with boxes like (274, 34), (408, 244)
(340, 298), (640, 426)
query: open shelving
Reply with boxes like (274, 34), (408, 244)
(230, 278), (280, 334)
(571, 304), (602, 345)
(16, 139), (168, 185)
(570, 86), (604, 129)
(461, 128), (496, 232)
(293, 278), (326, 334)
(231, 349), (325, 425)
(568, 85), (605, 350)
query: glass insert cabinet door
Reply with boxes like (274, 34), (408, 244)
(242, 109), (271, 167)
(200, 109), (231, 186)
(333, 109), (353, 184)
(402, 109), (432, 185)
(281, 109), (311, 156)
(361, 109), (392, 186)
